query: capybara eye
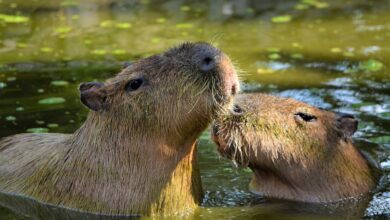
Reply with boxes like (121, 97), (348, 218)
(125, 79), (143, 92)
(295, 112), (317, 122)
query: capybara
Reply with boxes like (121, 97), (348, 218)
(0, 42), (239, 216)
(212, 93), (377, 203)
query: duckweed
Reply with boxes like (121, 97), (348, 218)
(115, 23), (132, 29)
(91, 49), (107, 55)
(55, 26), (72, 34)
(0, 14), (29, 23)
(5, 116), (16, 121)
(156, 18), (166, 23)
(268, 53), (281, 60)
(180, 6), (191, 12)
(113, 49), (126, 55)
(51, 80), (69, 86)
(175, 23), (193, 29)
(26, 128), (49, 133)
(0, 82), (6, 88)
(47, 123), (59, 128)
(40, 47), (53, 53)
(38, 97), (66, 105)
(271, 15), (292, 23)
(359, 59), (384, 72)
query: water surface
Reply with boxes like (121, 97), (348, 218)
(0, 0), (389, 219)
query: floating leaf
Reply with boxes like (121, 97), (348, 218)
(113, 49), (126, 55)
(100, 20), (114, 28)
(51, 80), (69, 86)
(92, 49), (107, 55)
(60, 0), (79, 7)
(27, 128), (49, 133)
(115, 22), (132, 29)
(156, 18), (166, 23)
(359, 59), (384, 72)
(257, 68), (275, 74)
(266, 48), (280, 53)
(7, 76), (16, 81)
(180, 5), (191, 12)
(55, 26), (72, 34)
(5, 116), (16, 121)
(314, 2), (329, 8)
(151, 38), (160, 44)
(343, 51), (354, 57)
(268, 53), (281, 60)
(17, 43), (27, 48)
(0, 14), (29, 23)
(272, 15), (292, 23)
(0, 82), (6, 88)
(47, 123), (59, 128)
(38, 97), (66, 105)
(175, 23), (193, 29)
(40, 47), (53, 53)
(331, 48), (342, 53)
(35, 120), (45, 125)
(295, 4), (309, 10)
(291, 53), (304, 59)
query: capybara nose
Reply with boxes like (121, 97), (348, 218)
(194, 44), (219, 72)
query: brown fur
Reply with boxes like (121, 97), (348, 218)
(212, 93), (377, 203)
(0, 42), (239, 216)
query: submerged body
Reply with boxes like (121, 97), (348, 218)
(212, 93), (378, 203)
(0, 42), (239, 216)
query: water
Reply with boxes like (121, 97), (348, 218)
(0, 0), (389, 219)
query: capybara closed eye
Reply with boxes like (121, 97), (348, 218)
(212, 93), (377, 203)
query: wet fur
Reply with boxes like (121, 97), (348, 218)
(213, 93), (377, 203)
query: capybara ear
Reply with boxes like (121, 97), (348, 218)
(336, 113), (358, 137)
(122, 61), (132, 69)
(79, 82), (108, 111)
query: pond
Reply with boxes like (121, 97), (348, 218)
(0, 0), (389, 219)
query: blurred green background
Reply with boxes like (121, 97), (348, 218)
(0, 0), (389, 219)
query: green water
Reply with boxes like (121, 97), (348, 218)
(0, 0), (389, 219)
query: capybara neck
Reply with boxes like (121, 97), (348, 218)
(61, 112), (205, 215)
(213, 93), (377, 203)
(248, 137), (375, 203)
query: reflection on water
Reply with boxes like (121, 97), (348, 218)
(0, 0), (389, 219)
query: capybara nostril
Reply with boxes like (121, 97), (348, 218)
(200, 55), (216, 72)
(231, 104), (243, 115)
(192, 43), (219, 72)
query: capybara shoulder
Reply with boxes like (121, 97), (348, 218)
(212, 93), (377, 203)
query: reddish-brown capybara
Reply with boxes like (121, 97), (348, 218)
(0, 42), (240, 216)
(212, 93), (377, 203)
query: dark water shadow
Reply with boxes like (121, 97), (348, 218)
(0, 191), (140, 220)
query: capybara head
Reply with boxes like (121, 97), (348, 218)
(212, 93), (358, 168)
(79, 42), (239, 138)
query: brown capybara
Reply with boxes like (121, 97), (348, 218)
(0, 42), (239, 216)
(212, 93), (378, 203)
